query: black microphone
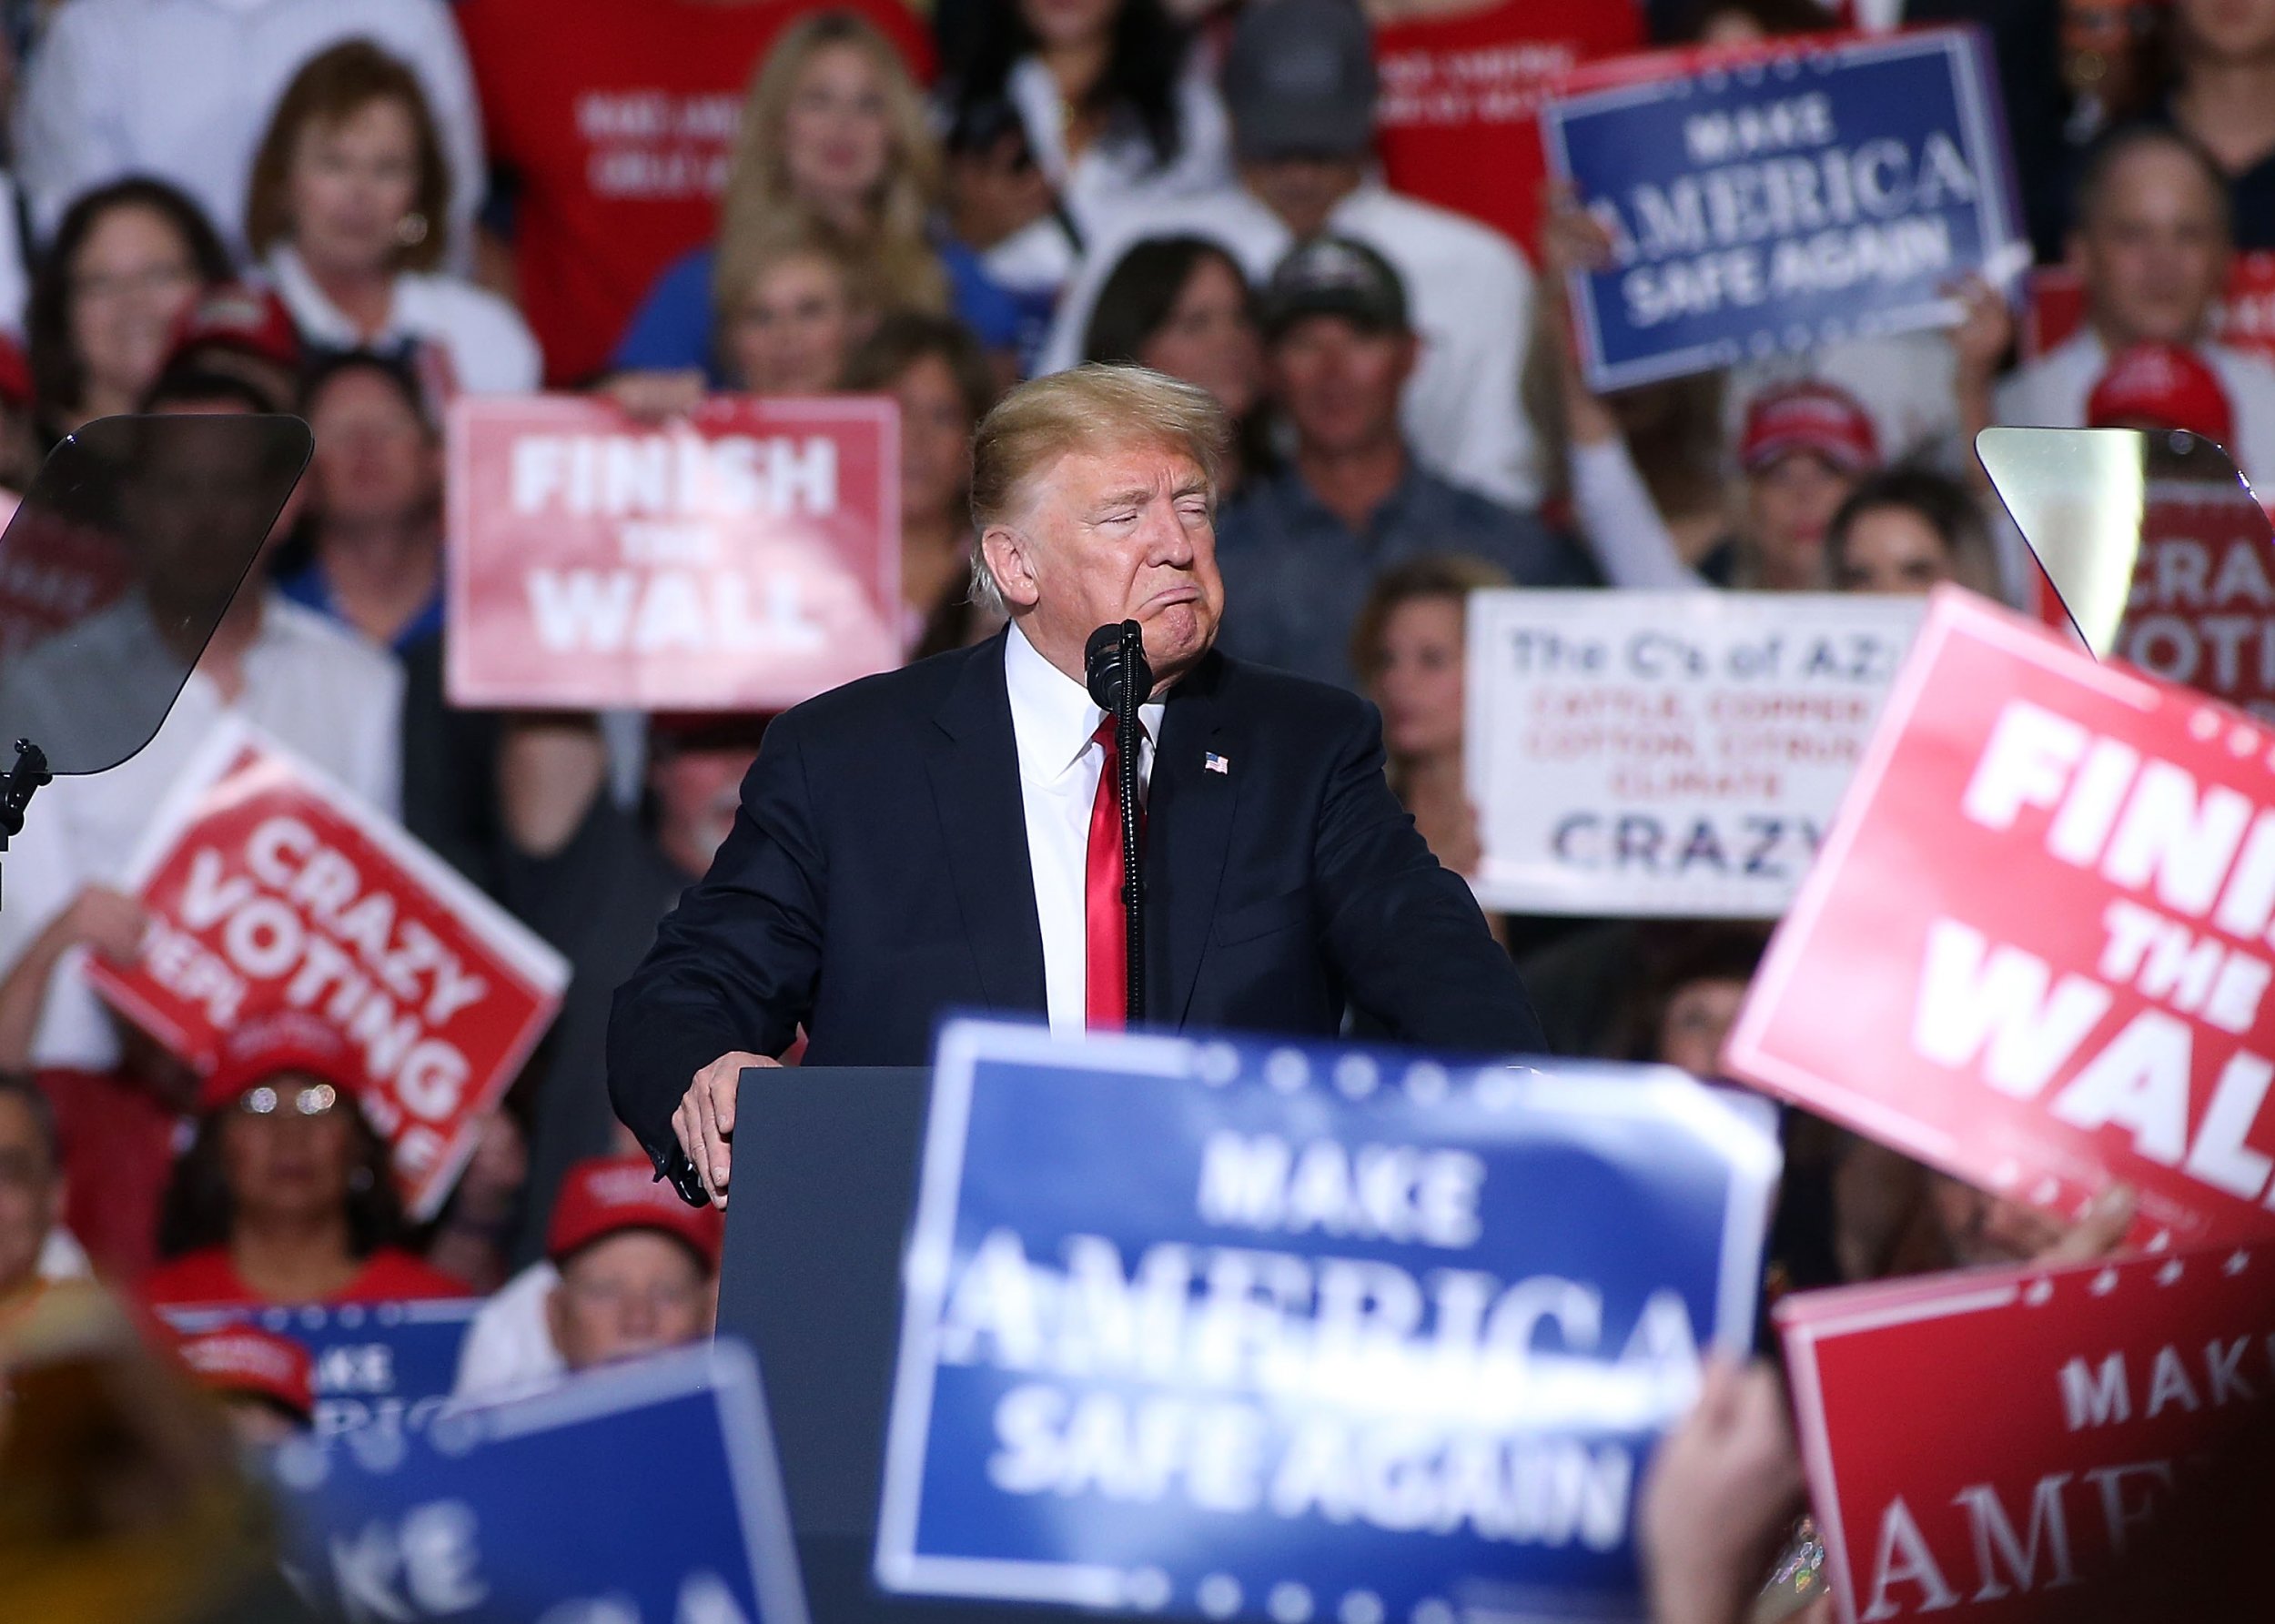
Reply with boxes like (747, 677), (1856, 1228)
(1084, 620), (1152, 711)
(1084, 620), (1150, 1024)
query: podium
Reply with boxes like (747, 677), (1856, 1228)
(717, 1066), (1053, 1624)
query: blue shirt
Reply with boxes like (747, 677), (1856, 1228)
(276, 560), (443, 657)
(610, 241), (1026, 379)
(1213, 459), (1597, 691)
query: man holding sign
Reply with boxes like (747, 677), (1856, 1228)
(610, 366), (1543, 1205)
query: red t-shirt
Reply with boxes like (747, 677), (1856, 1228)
(455, 0), (935, 385)
(1371, 0), (1645, 259)
(139, 1246), (472, 1309)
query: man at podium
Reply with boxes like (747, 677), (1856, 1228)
(608, 366), (1542, 1206)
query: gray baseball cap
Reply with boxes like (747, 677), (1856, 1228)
(1222, 0), (1378, 162)
(1260, 236), (1410, 338)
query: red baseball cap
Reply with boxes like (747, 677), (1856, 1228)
(2088, 341), (2235, 444)
(165, 282), (301, 373)
(1739, 380), (1880, 474)
(547, 1155), (725, 1272)
(175, 1325), (315, 1422)
(197, 1009), (363, 1115)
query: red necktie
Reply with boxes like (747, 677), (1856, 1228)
(1086, 716), (1133, 1029)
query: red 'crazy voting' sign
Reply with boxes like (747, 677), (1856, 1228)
(1778, 1243), (2272, 1622)
(1725, 587), (2275, 1249)
(2109, 480), (2275, 720)
(86, 721), (569, 1218)
(445, 394), (902, 711)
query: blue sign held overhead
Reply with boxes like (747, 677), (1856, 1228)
(1542, 28), (2024, 392)
(159, 1296), (478, 1439)
(268, 1339), (807, 1624)
(875, 1021), (1784, 1624)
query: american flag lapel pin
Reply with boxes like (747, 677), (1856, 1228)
(1204, 751), (1230, 775)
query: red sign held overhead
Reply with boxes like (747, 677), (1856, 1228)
(1725, 587), (2275, 1249)
(445, 394), (901, 711)
(86, 721), (570, 1219)
(1777, 1242), (2272, 1622)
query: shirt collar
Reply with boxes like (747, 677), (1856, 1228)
(1004, 620), (1163, 783)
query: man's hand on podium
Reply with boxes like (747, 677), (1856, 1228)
(673, 1051), (780, 1208)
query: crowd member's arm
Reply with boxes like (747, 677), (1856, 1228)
(1432, 231), (1538, 508)
(1640, 1357), (1807, 1624)
(0, 886), (145, 1073)
(1540, 190), (1707, 592)
(1947, 274), (2017, 486)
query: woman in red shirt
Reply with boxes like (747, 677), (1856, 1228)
(141, 1012), (465, 1309)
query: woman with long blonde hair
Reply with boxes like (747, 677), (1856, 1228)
(612, 10), (1021, 380)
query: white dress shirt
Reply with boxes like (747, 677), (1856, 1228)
(1002, 622), (1163, 1035)
(1035, 179), (1540, 508)
(14, 0), (485, 266)
(0, 591), (404, 1071)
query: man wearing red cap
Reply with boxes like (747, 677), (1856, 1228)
(175, 1324), (315, 1447)
(543, 1155), (723, 1375)
(1960, 125), (2275, 488)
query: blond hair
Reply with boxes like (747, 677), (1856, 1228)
(713, 12), (947, 323)
(967, 365), (1230, 613)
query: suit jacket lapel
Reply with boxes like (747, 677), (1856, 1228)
(1147, 651), (1237, 1028)
(926, 631), (1048, 1014)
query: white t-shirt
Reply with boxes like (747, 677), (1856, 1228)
(1002, 623), (1160, 1036)
(0, 591), (404, 1071)
(1997, 328), (2275, 498)
(267, 247), (542, 394)
(15, 0), (485, 265)
(1037, 180), (1541, 508)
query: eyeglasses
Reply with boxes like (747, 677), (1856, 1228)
(70, 263), (198, 304)
(236, 1083), (340, 1118)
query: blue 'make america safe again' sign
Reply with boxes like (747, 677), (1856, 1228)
(1542, 28), (2025, 392)
(874, 1020), (1784, 1624)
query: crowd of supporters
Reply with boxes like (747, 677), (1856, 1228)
(0, 0), (2268, 1616)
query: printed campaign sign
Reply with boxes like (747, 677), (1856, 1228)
(1776, 1242), (2273, 1623)
(85, 718), (569, 1218)
(268, 1339), (808, 1624)
(2108, 478), (2275, 720)
(1541, 28), (2024, 391)
(446, 393), (901, 711)
(160, 1298), (478, 1440)
(1725, 586), (2275, 1249)
(1371, 0), (1643, 257)
(875, 1019), (1783, 1622)
(0, 493), (120, 662)
(1466, 590), (1922, 917)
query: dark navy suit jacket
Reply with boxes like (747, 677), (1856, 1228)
(607, 630), (1545, 1167)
